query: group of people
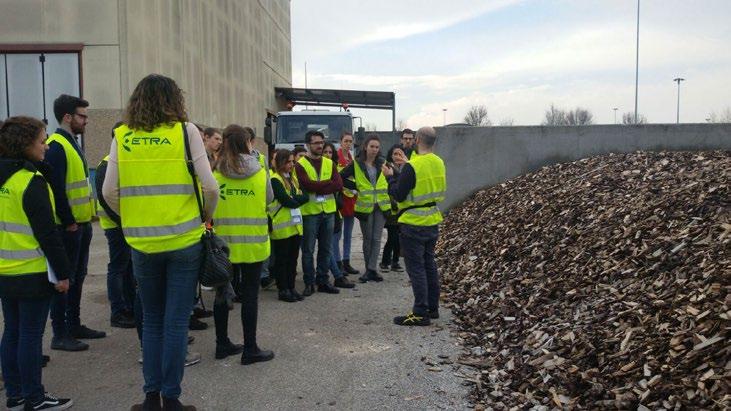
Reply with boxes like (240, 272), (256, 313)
(0, 74), (446, 411)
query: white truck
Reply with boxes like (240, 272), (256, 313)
(264, 110), (363, 151)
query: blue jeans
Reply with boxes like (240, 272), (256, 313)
(301, 213), (338, 285)
(104, 227), (135, 316)
(1, 296), (51, 403)
(399, 224), (440, 316)
(132, 241), (201, 399)
(50, 221), (92, 337)
(329, 230), (344, 278)
(342, 215), (354, 261)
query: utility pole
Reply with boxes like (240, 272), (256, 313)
(634, 0), (640, 124)
(442, 108), (447, 126)
(673, 77), (685, 124)
(613, 107), (618, 124)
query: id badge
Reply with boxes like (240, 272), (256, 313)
(315, 195), (325, 203)
(290, 208), (302, 223)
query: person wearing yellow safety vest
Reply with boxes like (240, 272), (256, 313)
(382, 127), (446, 327)
(294, 131), (355, 296)
(269, 149), (309, 303)
(44, 94), (106, 353)
(0, 116), (75, 410)
(95, 125), (137, 330)
(102, 74), (217, 411)
(340, 134), (391, 283)
(211, 125), (275, 365)
(335, 131), (360, 275)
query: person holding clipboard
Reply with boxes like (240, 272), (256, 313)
(0, 117), (74, 410)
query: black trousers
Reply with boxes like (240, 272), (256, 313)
(272, 235), (301, 290)
(400, 225), (439, 316)
(214, 262), (263, 350)
(381, 225), (401, 266)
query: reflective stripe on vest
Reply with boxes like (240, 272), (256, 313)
(397, 153), (446, 226)
(0, 169), (52, 275)
(353, 161), (390, 214)
(46, 133), (94, 223)
(116, 122), (203, 253)
(268, 172), (303, 240)
(213, 167), (270, 263)
(297, 156), (337, 216)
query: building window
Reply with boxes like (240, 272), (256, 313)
(1, 51), (81, 141)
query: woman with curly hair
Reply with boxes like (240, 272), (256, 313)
(0, 116), (74, 410)
(103, 74), (218, 411)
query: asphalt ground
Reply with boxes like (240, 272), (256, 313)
(10, 223), (471, 410)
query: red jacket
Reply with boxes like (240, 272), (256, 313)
(337, 148), (357, 217)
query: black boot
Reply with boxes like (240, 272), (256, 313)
(302, 284), (315, 297)
(290, 288), (304, 301)
(342, 259), (360, 275)
(130, 391), (161, 411)
(215, 339), (244, 359)
(367, 270), (384, 282)
(278, 289), (297, 302)
(241, 346), (275, 365)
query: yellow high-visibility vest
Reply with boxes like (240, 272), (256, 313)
(46, 133), (94, 223)
(353, 161), (390, 214)
(297, 156), (336, 216)
(96, 155), (117, 230)
(213, 167), (270, 263)
(116, 122), (204, 253)
(268, 172), (303, 240)
(397, 153), (446, 226)
(0, 168), (54, 275)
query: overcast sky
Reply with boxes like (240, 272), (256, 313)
(290, 0), (731, 129)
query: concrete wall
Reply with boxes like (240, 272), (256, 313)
(0, 0), (291, 165)
(433, 123), (731, 211)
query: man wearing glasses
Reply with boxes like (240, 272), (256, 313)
(294, 130), (355, 296)
(45, 94), (106, 352)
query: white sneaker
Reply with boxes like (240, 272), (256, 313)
(185, 351), (201, 367)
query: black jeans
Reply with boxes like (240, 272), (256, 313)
(272, 235), (301, 290)
(214, 262), (263, 350)
(399, 224), (440, 316)
(50, 221), (92, 337)
(381, 225), (400, 266)
(0, 296), (51, 404)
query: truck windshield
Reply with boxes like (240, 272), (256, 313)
(277, 115), (351, 143)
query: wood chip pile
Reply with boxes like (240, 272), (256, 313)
(437, 151), (730, 409)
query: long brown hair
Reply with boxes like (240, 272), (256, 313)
(124, 74), (188, 131)
(215, 124), (254, 175)
(273, 149), (299, 192)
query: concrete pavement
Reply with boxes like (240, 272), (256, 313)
(28, 223), (470, 410)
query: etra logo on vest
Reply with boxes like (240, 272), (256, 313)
(121, 131), (172, 152)
(0, 186), (9, 197)
(219, 184), (255, 201)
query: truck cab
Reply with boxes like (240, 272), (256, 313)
(265, 110), (356, 151)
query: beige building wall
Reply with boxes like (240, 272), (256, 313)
(0, 0), (291, 165)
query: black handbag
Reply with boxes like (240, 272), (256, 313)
(183, 123), (233, 288)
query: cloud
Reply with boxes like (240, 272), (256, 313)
(290, 0), (731, 128)
(291, 0), (523, 61)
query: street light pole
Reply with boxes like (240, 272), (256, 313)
(442, 108), (447, 126)
(613, 107), (618, 124)
(673, 77), (685, 124)
(634, 0), (640, 124)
